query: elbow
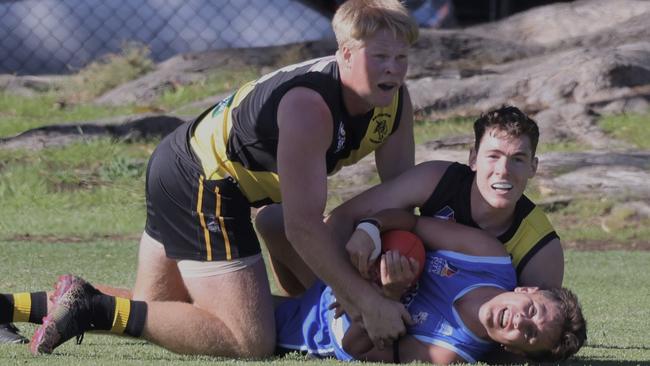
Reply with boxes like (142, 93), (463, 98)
(283, 215), (318, 246)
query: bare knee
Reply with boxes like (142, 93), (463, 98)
(254, 204), (285, 245)
(237, 334), (275, 359)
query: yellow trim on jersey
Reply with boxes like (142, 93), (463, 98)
(12, 292), (31, 323)
(110, 297), (131, 334)
(504, 206), (555, 268)
(330, 92), (401, 174)
(215, 185), (233, 260)
(191, 83), (399, 205)
(196, 176), (213, 261)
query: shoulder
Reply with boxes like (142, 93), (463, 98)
(414, 160), (455, 178)
(280, 87), (328, 108)
(277, 87), (332, 131)
(515, 197), (556, 233)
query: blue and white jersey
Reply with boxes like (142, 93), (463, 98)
(275, 250), (516, 363)
(405, 250), (516, 362)
(275, 280), (354, 360)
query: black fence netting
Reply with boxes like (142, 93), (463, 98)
(0, 0), (334, 75)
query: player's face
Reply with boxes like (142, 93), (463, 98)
(342, 28), (409, 112)
(470, 128), (538, 210)
(479, 287), (563, 355)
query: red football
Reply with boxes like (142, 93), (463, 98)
(380, 229), (426, 281)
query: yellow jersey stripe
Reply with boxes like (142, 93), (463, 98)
(504, 206), (555, 268)
(215, 185), (232, 260)
(110, 297), (131, 334)
(12, 293), (31, 323)
(196, 176), (213, 261)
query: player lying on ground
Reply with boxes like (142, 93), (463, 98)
(274, 210), (586, 364)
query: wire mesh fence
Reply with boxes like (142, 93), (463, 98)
(0, 0), (334, 75)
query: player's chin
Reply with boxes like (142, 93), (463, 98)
(487, 196), (517, 210)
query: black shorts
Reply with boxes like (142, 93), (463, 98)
(144, 121), (261, 261)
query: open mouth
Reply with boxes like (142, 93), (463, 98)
(491, 182), (513, 191)
(377, 82), (397, 91)
(499, 308), (510, 328)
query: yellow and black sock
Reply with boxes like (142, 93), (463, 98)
(0, 292), (47, 324)
(92, 294), (147, 337)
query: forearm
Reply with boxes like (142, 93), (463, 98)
(366, 208), (418, 233)
(285, 217), (377, 308)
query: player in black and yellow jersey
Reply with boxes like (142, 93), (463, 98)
(328, 105), (564, 291)
(326, 105), (565, 363)
(19, 0), (420, 358)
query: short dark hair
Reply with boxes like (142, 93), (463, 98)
(473, 106), (540, 157)
(526, 287), (587, 362)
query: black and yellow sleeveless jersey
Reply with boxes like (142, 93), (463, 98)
(419, 162), (559, 276)
(189, 56), (404, 207)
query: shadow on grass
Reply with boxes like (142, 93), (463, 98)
(586, 344), (650, 351)
(562, 343), (650, 366)
(567, 360), (650, 366)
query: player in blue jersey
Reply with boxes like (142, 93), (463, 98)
(275, 209), (586, 364)
(270, 105), (584, 362)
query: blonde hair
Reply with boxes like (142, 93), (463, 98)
(332, 0), (419, 49)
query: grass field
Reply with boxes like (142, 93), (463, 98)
(0, 242), (648, 365)
(1, 49), (649, 365)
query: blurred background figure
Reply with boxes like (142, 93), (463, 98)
(407, 0), (456, 28)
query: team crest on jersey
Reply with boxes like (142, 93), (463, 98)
(369, 113), (389, 143)
(334, 122), (346, 153)
(429, 256), (459, 278)
(211, 93), (234, 116)
(436, 320), (454, 336)
(412, 311), (428, 325)
(434, 206), (456, 221)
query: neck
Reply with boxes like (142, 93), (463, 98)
(470, 179), (515, 237)
(338, 65), (372, 116)
(455, 286), (505, 340)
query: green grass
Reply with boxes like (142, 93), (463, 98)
(545, 197), (650, 247)
(0, 92), (135, 137)
(0, 139), (154, 239)
(155, 68), (259, 112)
(413, 117), (473, 145)
(1, 246), (648, 365)
(563, 251), (650, 365)
(1, 49), (649, 364)
(600, 112), (650, 149)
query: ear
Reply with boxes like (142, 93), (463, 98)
(514, 286), (539, 294)
(530, 156), (538, 177)
(340, 45), (353, 69)
(469, 148), (477, 171)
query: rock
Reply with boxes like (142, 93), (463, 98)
(466, 0), (650, 46)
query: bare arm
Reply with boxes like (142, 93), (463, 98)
(374, 87), (415, 182)
(277, 87), (410, 348)
(326, 162), (450, 277)
(326, 160), (452, 240)
(413, 216), (507, 257)
(351, 335), (464, 365)
(351, 209), (507, 258)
